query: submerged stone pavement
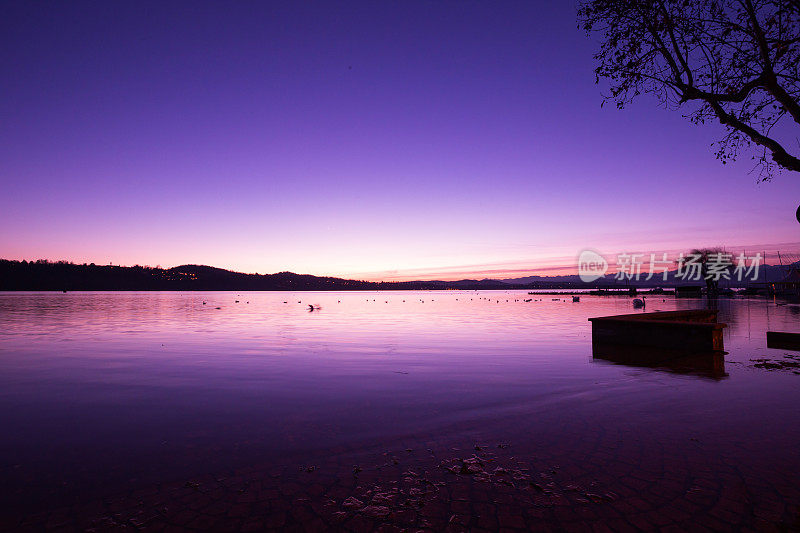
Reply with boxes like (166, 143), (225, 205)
(6, 428), (799, 532)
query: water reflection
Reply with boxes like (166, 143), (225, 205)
(592, 342), (727, 380)
(0, 291), (799, 523)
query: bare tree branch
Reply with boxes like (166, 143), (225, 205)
(579, 0), (800, 179)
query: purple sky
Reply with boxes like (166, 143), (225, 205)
(2, 1), (798, 280)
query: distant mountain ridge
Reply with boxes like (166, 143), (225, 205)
(500, 262), (794, 287)
(0, 259), (788, 291)
(0, 260), (515, 291)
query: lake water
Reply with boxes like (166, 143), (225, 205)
(1, 291), (799, 530)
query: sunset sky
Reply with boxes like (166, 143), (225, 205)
(2, 1), (798, 280)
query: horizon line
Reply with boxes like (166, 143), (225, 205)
(3, 245), (798, 284)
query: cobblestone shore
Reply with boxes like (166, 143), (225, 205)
(6, 427), (799, 532)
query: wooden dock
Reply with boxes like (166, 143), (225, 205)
(588, 310), (726, 353)
(767, 331), (800, 351)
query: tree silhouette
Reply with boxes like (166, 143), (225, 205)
(579, 0), (800, 180)
(677, 247), (734, 295)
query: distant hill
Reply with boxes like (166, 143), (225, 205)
(501, 262), (795, 288)
(501, 275), (585, 285)
(1, 258), (789, 291)
(0, 260), (514, 291)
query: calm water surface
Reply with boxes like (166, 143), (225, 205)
(1, 291), (799, 524)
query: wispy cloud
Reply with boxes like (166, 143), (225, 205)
(351, 241), (800, 281)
